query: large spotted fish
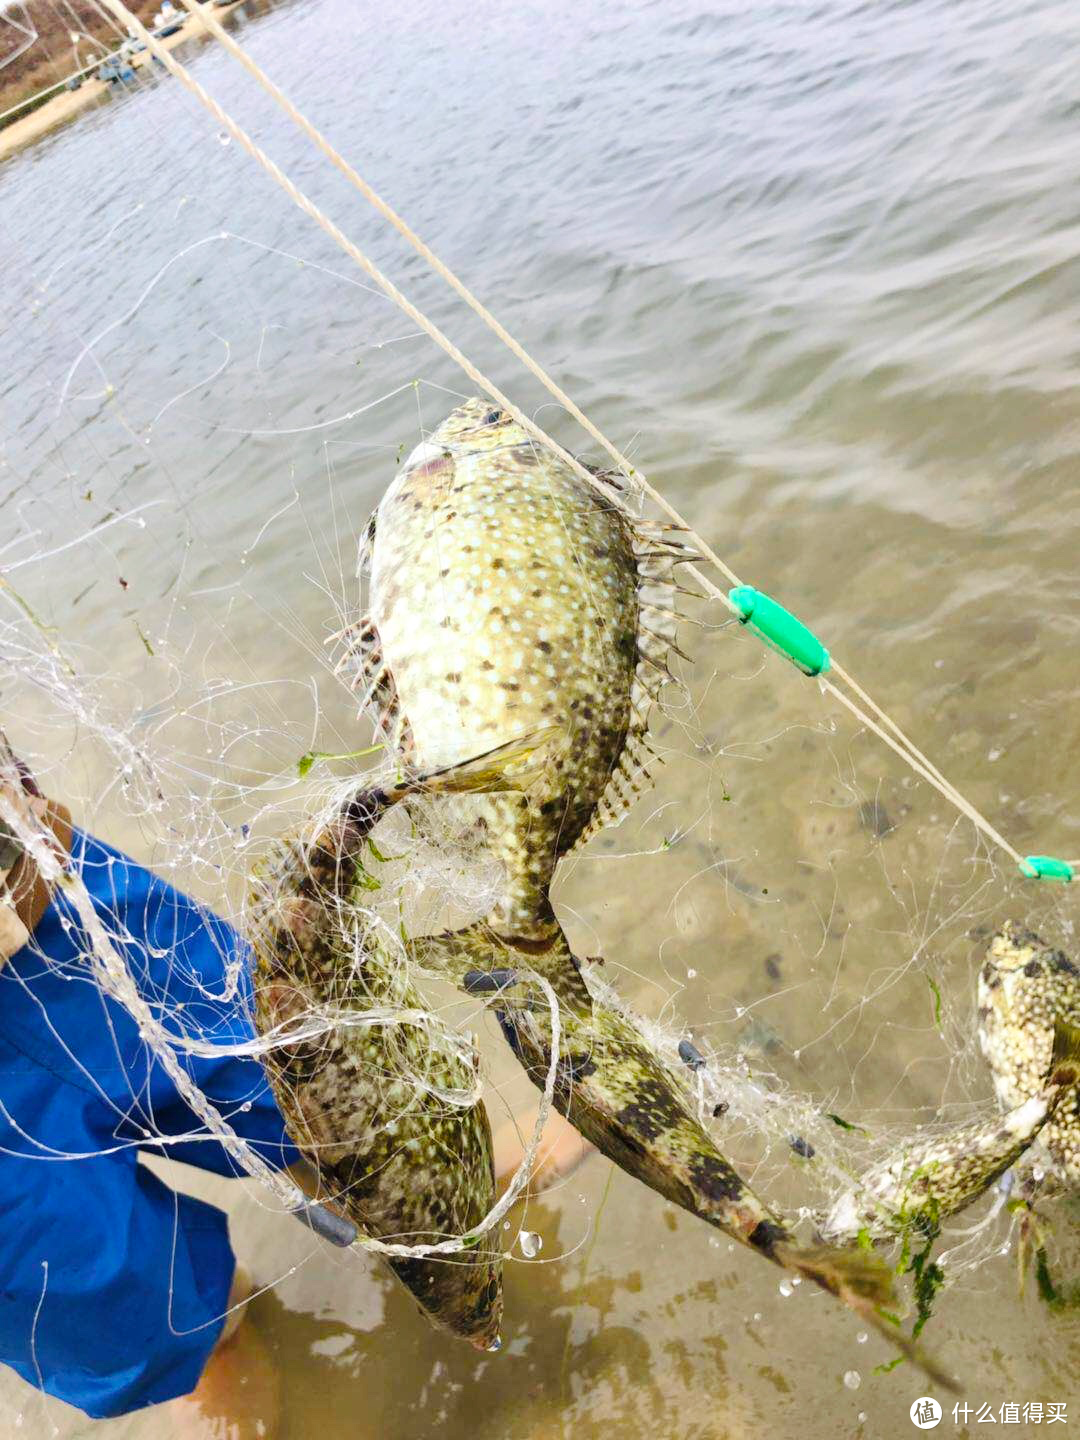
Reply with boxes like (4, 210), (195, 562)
(342, 396), (686, 1003)
(248, 746), (543, 1349)
(820, 923), (1080, 1244)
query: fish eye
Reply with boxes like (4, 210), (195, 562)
(483, 408), (502, 425)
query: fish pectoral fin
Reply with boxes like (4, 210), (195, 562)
(775, 1242), (958, 1392)
(402, 725), (565, 801)
(1048, 1017), (1080, 1088)
(336, 725), (566, 848)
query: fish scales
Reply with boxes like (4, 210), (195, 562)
(411, 927), (948, 1380)
(979, 921), (1080, 1190)
(820, 1088), (1064, 1243)
(351, 403), (949, 1380)
(496, 964), (794, 1257)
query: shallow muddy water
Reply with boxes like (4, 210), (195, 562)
(3, 0), (1080, 1435)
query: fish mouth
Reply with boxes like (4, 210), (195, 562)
(467, 1321), (502, 1353)
(454, 1280), (503, 1352)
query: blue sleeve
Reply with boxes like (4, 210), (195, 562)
(0, 1148), (235, 1419)
(0, 827), (303, 1417)
(2, 827), (300, 1177)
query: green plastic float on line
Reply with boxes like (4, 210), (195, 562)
(728, 585), (831, 678)
(1019, 856), (1074, 883)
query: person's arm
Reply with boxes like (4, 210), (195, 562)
(0, 734), (71, 960)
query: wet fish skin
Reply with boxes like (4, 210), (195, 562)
(367, 402), (953, 1378)
(410, 924), (787, 1249)
(819, 1084), (1066, 1245)
(979, 921), (1080, 1190)
(248, 764), (516, 1349)
(494, 961), (793, 1259)
(411, 927), (951, 1384)
(353, 397), (687, 961)
(818, 923), (1080, 1243)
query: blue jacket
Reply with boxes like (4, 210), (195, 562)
(0, 829), (299, 1418)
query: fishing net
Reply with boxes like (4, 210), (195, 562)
(1, 2), (1078, 1430)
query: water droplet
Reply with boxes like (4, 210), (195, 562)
(790, 1275), (801, 1286)
(856, 1331), (868, 1344)
(778, 1281), (792, 1297)
(518, 1230), (542, 1258)
(217, 131), (231, 146)
(752, 1311), (762, 1322)
(487, 1335), (502, 1352)
(503, 1220), (511, 1230)
(240, 1100), (252, 1112)
(686, 968), (697, 980)
(858, 1413), (867, 1424)
(844, 1370), (861, 1390)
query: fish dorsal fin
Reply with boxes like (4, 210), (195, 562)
(329, 509), (415, 755)
(573, 515), (696, 849)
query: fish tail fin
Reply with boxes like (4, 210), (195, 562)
(1049, 1018), (1080, 1088)
(774, 1241), (959, 1393)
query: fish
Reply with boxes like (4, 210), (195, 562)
(340, 396), (690, 1004)
(247, 739), (549, 1349)
(978, 921), (1080, 1192)
(818, 924), (1080, 1244)
(412, 934), (953, 1384)
(819, 1036), (1077, 1244)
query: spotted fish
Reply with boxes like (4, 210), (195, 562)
(819, 924), (1080, 1244)
(341, 396), (688, 1002)
(248, 744), (545, 1348)
(979, 921), (1080, 1192)
(819, 1058), (1074, 1244)
(410, 934), (952, 1382)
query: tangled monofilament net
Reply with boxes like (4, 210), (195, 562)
(2, 2), (1078, 1388)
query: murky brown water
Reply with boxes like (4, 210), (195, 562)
(3, 0), (1080, 1435)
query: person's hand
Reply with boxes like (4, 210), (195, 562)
(0, 732), (72, 960)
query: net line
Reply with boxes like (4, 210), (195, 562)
(0, 724), (564, 1261)
(100, 0), (1047, 885)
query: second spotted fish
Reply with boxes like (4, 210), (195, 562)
(820, 923), (1080, 1244)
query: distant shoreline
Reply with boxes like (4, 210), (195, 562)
(0, 2), (245, 164)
